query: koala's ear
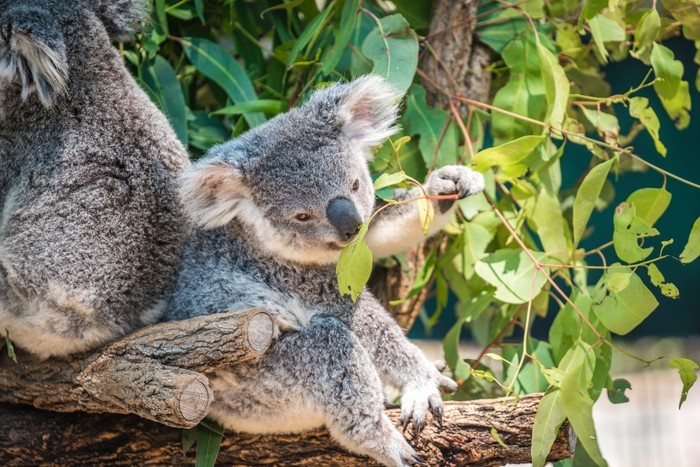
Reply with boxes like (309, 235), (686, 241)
(179, 159), (250, 229)
(338, 75), (401, 153)
(92, 0), (149, 41)
(0, 8), (68, 107)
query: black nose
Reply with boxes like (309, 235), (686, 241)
(326, 197), (362, 241)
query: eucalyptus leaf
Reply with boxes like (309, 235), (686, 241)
(628, 97), (667, 156)
(475, 249), (548, 304)
(592, 271), (659, 335)
(537, 40), (570, 134)
(472, 135), (545, 178)
(588, 14), (625, 64)
(195, 424), (223, 467)
(626, 187), (671, 227)
(361, 14), (419, 95)
(670, 357), (699, 409)
(179, 37), (265, 128)
(141, 56), (188, 146)
(336, 223), (373, 302)
(680, 217), (700, 263)
(613, 202), (657, 264)
(572, 159), (614, 248)
(632, 9), (661, 64)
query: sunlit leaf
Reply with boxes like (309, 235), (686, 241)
(628, 97), (667, 156)
(475, 249), (548, 304)
(287, 4), (334, 67)
(670, 357), (699, 409)
(559, 343), (607, 466)
(626, 187), (671, 227)
(572, 159), (614, 248)
(537, 40), (570, 134)
(336, 223), (373, 302)
(211, 100), (288, 116)
(444, 293), (493, 382)
(588, 14), (625, 64)
(472, 135), (545, 178)
(613, 202), (657, 263)
(647, 263), (679, 298)
(373, 171), (408, 190)
(592, 271), (659, 335)
(680, 217), (700, 263)
(651, 43), (692, 129)
(361, 14), (419, 95)
(632, 9), (661, 64)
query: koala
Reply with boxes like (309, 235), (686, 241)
(0, 0), (189, 359)
(165, 76), (484, 466)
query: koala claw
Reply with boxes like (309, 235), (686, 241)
(400, 382), (447, 437)
(427, 165), (485, 213)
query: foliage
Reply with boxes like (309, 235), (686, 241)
(121, 0), (700, 464)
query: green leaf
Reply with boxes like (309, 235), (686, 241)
(531, 389), (567, 467)
(403, 84), (458, 168)
(647, 263), (679, 298)
(651, 43), (692, 129)
(361, 14), (419, 95)
(588, 14), (626, 64)
(211, 100), (288, 116)
(472, 135), (545, 178)
(606, 378), (632, 404)
(613, 202), (657, 264)
(626, 187), (671, 227)
(287, 4), (334, 67)
(628, 97), (667, 156)
(580, 107), (619, 144)
(417, 196), (434, 235)
(632, 9), (661, 64)
(194, 0), (204, 23)
(523, 184), (570, 263)
(444, 292), (493, 382)
(321, 0), (361, 75)
(458, 222), (493, 279)
(4, 329), (16, 363)
(680, 216), (700, 263)
(670, 357), (699, 409)
(182, 427), (197, 455)
(475, 249), (549, 304)
(141, 56), (188, 146)
(537, 40), (570, 134)
(491, 32), (547, 144)
(592, 271), (659, 335)
(559, 343), (607, 467)
(490, 426), (509, 449)
(572, 159), (614, 248)
(179, 37), (265, 128)
(336, 223), (373, 302)
(195, 424), (223, 467)
(373, 171), (408, 190)
(651, 43), (683, 99)
(581, 0), (607, 20)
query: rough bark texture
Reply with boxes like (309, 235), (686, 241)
(371, 0), (492, 328)
(0, 308), (275, 428)
(0, 394), (574, 466)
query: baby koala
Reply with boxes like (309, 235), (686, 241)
(165, 75), (484, 466)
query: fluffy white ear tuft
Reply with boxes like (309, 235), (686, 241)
(339, 75), (401, 152)
(178, 160), (250, 229)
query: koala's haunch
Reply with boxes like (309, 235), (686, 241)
(0, 0), (190, 359)
(166, 76), (483, 466)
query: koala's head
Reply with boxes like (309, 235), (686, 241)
(0, 0), (148, 107)
(181, 75), (401, 265)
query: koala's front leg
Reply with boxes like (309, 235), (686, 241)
(364, 165), (485, 259)
(352, 293), (458, 436)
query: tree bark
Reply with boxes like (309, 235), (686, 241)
(0, 307), (275, 429)
(0, 394), (574, 466)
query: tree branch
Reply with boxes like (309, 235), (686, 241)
(0, 308), (276, 429)
(0, 394), (574, 466)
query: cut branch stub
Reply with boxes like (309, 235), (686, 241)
(0, 307), (276, 428)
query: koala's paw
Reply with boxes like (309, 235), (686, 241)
(399, 374), (457, 438)
(427, 166), (485, 213)
(377, 419), (423, 467)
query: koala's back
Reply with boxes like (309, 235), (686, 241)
(0, 1), (190, 358)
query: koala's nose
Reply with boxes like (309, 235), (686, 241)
(326, 197), (363, 241)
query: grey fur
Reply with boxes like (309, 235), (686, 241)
(0, 0), (189, 359)
(166, 76), (483, 466)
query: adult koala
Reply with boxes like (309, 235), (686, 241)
(0, 0), (189, 359)
(166, 76), (485, 466)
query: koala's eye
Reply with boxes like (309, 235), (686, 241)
(351, 179), (360, 191)
(294, 213), (312, 222)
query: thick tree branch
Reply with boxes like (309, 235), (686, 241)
(0, 394), (574, 466)
(0, 308), (275, 428)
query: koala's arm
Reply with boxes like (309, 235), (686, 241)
(364, 166), (484, 259)
(352, 292), (457, 430)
